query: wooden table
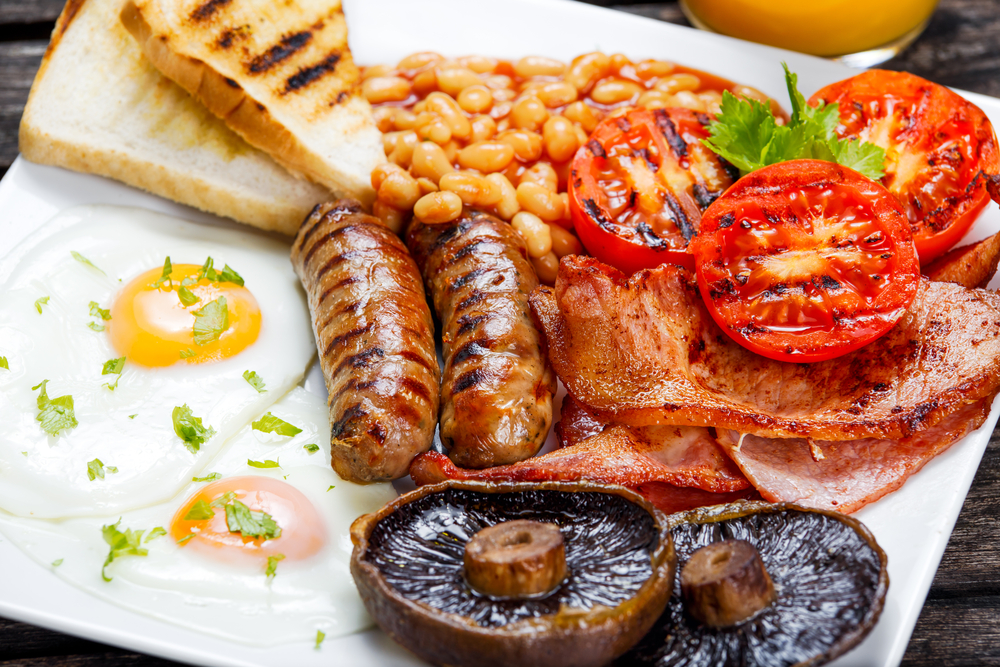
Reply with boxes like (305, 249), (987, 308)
(1, 0), (999, 664)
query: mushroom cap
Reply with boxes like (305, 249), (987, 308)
(617, 501), (889, 667)
(350, 480), (677, 667)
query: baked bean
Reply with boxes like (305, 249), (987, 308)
(372, 107), (395, 133)
(673, 90), (706, 112)
(441, 140), (460, 163)
(532, 251), (560, 284)
(495, 117), (511, 133)
(563, 101), (599, 133)
(654, 73), (701, 94)
(457, 85), (494, 114)
(497, 130), (543, 162)
(542, 115), (579, 163)
(426, 92), (472, 141)
(412, 69), (438, 95)
(609, 53), (631, 74)
(517, 182), (564, 221)
(638, 90), (673, 109)
(361, 63), (393, 80)
(417, 177), (439, 195)
(415, 113), (452, 144)
(558, 193), (571, 222)
(382, 131), (401, 156)
(388, 130), (419, 167)
(411, 142), (454, 183)
(491, 88), (516, 103)
(371, 162), (406, 191)
(573, 124), (590, 147)
(511, 96), (549, 132)
(378, 169), (422, 210)
(486, 173), (520, 220)
(373, 200), (407, 235)
(457, 141), (515, 173)
(491, 102), (513, 123)
(731, 85), (784, 117)
(511, 211), (553, 258)
(436, 67), (481, 97)
(362, 76), (412, 104)
(439, 171), (503, 207)
(413, 191), (464, 224)
(590, 79), (643, 105)
(566, 52), (610, 93)
(550, 223), (583, 258)
(412, 100), (428, 114)
(484, 74), (514, 90)
(514, 55), (566, 78)
(636, 59), (675, 79)
(391, 108), (418, 131)
(469, 114), (497, 143)
(519, 161), (558, 191)
(699, 90), (724, 114)
(398, 52), (442, 72)
(537, 81), (578, 108)
(460, 55), (498, 73)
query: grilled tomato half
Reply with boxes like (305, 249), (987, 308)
(810, 70), (1000, 264)
(569, 108), (738, 274)
(689, 159), (920, 363)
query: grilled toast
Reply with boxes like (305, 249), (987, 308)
(19, 0), (332, 235)
(121, 0), (382, 206)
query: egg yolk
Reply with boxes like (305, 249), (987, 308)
(109, 264), (261, 367)
(170, 476), (326, 566)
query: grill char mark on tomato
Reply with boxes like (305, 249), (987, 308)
(653, 109), (688, 159)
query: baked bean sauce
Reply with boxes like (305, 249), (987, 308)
(362, 52), (771, 284)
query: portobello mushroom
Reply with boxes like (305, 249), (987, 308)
(350, 480), (677, 667)
(618, 501), (889, 667)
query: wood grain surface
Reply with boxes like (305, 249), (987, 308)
(1, 0), (999, 665)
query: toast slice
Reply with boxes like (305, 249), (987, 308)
(121, 0), (382, 206)
(18, 0), (332, 235)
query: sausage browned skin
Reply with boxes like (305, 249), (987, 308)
(407, 209), (556, 468)
(291, 200), (440, 482)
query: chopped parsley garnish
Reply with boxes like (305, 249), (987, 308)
(102, 357), (125, 391)
(87, 458), (118, 481)
(315, 630), (326, 650)
(247, 459), (280, 469)
(180, 349), (196, 359)
(265, 554), (285, 579)
(171, 404), (215, 453)
(303, 443), (320, 454)
(196, 257), (220, 282)
(151, 256), (173, 289)
(252, 412), (303, 437)
(327, 485), (335, 492)
(192, 296), (229, 346)
(51, 558), (63, 567)
(33, 380), (78, 436)
(21, 451), (27, 457)
(243, 370), (266, 392)
(177, 533), (196, 545)
(0, 357), (7, 370)
(145, 527), (167, 542)
(129, 414), (137, 419)
(184, 499), (215, 521)
(89, 301), (111, 320)
(225, 499), (282, 540)
(219, 264), (244, 287)
(703, 64), (886, 180)
(87, 322), (105, 332)
(177, 285), (200, 306)
(192, 472), (222, 482)
(101, 522), (148, 581)
(34, 296), (49, 314)
(71, 251), (106, 275)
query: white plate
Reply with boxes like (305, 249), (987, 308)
(2, 0), (1000, 665)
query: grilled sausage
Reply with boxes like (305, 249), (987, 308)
(291, 200), (440, 482)
(407, 209), (556, 468)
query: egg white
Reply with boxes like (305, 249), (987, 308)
(0, 387), (397, 646)
(0, 205), (315, 518)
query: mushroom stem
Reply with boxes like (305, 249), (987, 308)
(464, 520), (567, 599)
(680, 539), (776, 627)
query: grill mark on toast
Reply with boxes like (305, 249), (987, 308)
(323, 322), (374, 358)
(190, 0), (232, 22)
(331, 90), (352, 106)
(216, 24), (250, 49)
(247, 31), (313, 73)
(284, 52), (342, 94)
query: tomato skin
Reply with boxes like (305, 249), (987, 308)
(809, 70), (1000, 264)
(690, 160), (920, 363)
(569, 107), (737, 275)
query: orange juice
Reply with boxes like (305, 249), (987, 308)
(680, 0), (938, 58)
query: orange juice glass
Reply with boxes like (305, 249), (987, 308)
(680, 0), (939, 66)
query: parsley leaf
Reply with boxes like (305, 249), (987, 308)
(703, 64), (886, 180)
(177, 286), (200, 307)
(225, 499), (282, 540)
(88, 322), (105, 332)
(315, 630), (326, 650)
(71, 251), (106, 276)
(101, 357), (125, 391)
(151, 256), (173, 289)
(243, 370), (266, 392)
(180, 349), (196, 359)
(87, 458), (108, 481)
(129, 414), (137, 419)
(145, 527), (167, 542)
(177, 533), (196, 545)
(51, 558), (63, 567)
(196, 257), (220, 282)
(0, 357), (8, 370)
(33, 380), (78, 436)
(248, 459), (280, 469)
(219, 264), (244, 286)
(303, 443), (320, 453)
(101, 522), (148, 582)
(184, 499), (216, 521)
(252, 412), (302, 437)
(327, 485), (335, 492)
(192, 297), (229, 346)
(265, 554), (285, 579)
(192, 472), (222, 482)
(34, 296), (49, 314)
(171, 404), (215, 453)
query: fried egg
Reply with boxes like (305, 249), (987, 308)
(0, 387), (396, 645)
(0, 205), (314, 518)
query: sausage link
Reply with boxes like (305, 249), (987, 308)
(407, 209), (556, 468)
(291, 200), (440, 482)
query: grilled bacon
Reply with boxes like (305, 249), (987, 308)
(530, 255), (1000, 441)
